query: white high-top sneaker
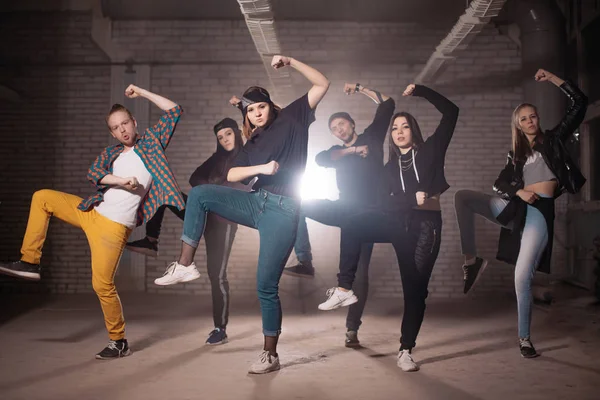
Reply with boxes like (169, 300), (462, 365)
(397, 349), (419, 372)
(248, 350), (280, 374)
(154, 261), (201, 286)
(318, 287), (358, 310)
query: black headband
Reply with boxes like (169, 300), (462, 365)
(241, 87), (272, 110)
(213, 118), (239, 135)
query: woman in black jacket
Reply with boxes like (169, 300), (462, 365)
(127, 117), (245, 346)
(454, 68), (588, 358)
(319, 83), (459, 372)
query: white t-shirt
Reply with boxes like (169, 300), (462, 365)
(94, 148), (153, 228)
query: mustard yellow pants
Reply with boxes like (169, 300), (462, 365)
(21, 189), (132, 340)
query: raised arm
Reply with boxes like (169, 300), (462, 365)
(341, 82), (395, 143)
(534, 69), (588, 142)
(406, 84), (459, 152)
(126, 84), (177, 111)
(271, 55), (330, 109)
(344, 83), (391, 104)
(125, 84), (182, 149)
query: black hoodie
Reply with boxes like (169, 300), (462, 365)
(188, 123), (247, 191)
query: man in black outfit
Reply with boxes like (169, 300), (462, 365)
(284, 82), (394, 348)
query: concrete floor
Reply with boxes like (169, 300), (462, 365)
(1, 291), (599, 400)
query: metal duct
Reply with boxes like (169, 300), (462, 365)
(237, 0), (294, 102)
(514, 0), (566, 129)
(415, 0), (508, 83)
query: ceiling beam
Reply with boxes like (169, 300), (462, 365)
(236, 0), (295, 104)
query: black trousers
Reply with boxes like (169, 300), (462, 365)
(145, 192), (237, 329)
(340, 209), (442, 349)
(300, 199), (374, 331)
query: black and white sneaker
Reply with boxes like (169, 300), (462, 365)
(283, 261), (315, 279)
(126, 237), (158, 258)
(519, 338), (539, 358)
(95, 339), (132, 360)
(463, 257), (488, 294)
(0, 260), (41, 281)
(345, 330), (360, 348)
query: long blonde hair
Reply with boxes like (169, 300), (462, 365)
(511, 103), (543, 163)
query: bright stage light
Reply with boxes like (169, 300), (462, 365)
(299, 160), (339, 201)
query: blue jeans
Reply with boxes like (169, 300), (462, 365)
(182, 185), (300, 336)
(454, 190), (550, 338)
(294, 216), (313, 263)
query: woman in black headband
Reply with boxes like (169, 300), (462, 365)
(161, 55), (329, 374)
(128, 117), (245, 346)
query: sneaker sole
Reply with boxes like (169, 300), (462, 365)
(345, 341), (361, 348)
(0, 266), (40, 281)
(95, 348), (132, 360)
(248, 364), (281, 374)
(125, 246), (158, 258)
(154, 272), (201, 286)
(282, 269), (315, 279)
(399, 364), (420, 372)
(318, 295), (358, 311)
(206, 337), (229, 346)
(521, 352), (540, 359)
(465, 259), (488, 294)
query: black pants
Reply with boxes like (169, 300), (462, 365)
(301, 199), (373, 331)
(341, 209), (442, 349)
(146, 193), (188, 239)
(146, 192), (238, 329)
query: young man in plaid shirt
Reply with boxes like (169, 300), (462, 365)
(0, 84), (185, 359)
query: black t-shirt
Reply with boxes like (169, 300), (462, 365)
(232, 94), (315, 198)
(315, 98), (395, 205)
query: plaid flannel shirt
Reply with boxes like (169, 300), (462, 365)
(77, 105), (186, 226)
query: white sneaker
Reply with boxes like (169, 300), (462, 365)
(397, 349), (419, 372)
(318, 287), (358, 310)
(154, 261), (201, 286)
(248, 350), (280, 374)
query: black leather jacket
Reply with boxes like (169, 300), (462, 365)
(493, 80), (588, 199)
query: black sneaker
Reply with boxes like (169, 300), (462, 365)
(283, 261), (315, 279)
(206, 327), (228, 345)
(126, 237), (158, 258)
(95, 339), (132, 360)
(463, 257), (488, 294)
(0, 260), (41, 281)
(519, 338), (539, 358)
(345, 330), (360, 348)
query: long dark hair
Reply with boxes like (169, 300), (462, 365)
(206, 126), (244, 184)
(387, 111), (425, 162)
(511, 103), (543, 163)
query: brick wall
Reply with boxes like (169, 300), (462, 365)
(0, 12), (111, 293)
(2, 11), (563, 302)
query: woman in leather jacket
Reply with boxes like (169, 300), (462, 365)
(454, 68), (588, 358)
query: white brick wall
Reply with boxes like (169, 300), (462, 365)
(2, 11), (566, 301)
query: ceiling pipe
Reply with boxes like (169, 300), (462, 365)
(415, 0), (508, 84)
(514, 0), (567, 129)
(237, 0), (294, 104)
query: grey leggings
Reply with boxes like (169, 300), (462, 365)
(454, 189), (549, 338)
